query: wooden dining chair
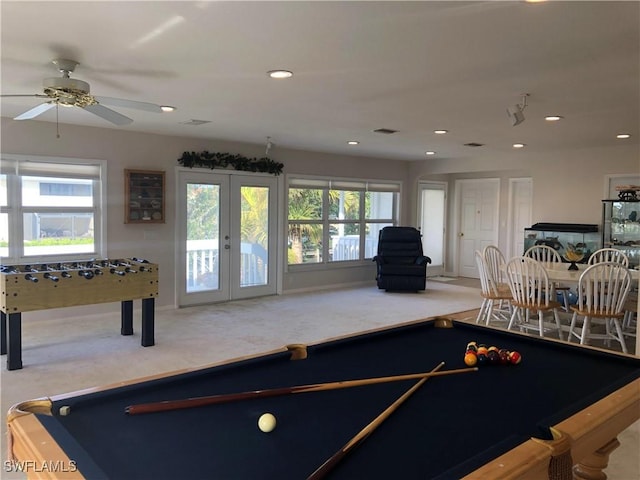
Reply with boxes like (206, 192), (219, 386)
(622, 290), (637, 341)
(505, 256), (564, 339)
(524, 245), (571, 312)
(567, 262), (631, 353)
(482, 245), (507, 287)
(474, 250), (512, 326)
(587, 248), (629, 267)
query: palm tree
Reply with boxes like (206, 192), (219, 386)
(240, 186), (269, 246)
(288, 188), (323, 263)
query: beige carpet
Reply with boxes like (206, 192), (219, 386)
(1, 280), (638, 479)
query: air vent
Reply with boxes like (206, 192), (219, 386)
(180, 119), (211, 126)
(464, 142), (484, 147)
(373, 128), (398, 135)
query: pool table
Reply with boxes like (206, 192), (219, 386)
(7, 317), (640, 480)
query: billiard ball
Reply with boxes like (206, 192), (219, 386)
(476, 353), (488, 366)
(476, 346), (488, 356)
(258, 413), (277, 433)
(508, 351), (522, 365)
(464, 352), (478, 367)
(498, 351), (510, 365)
(487, 350), (500, 365)
(466, 344), (478, 353)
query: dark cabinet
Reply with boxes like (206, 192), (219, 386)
(125, 170), (165, 224)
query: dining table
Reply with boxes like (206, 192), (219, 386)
(540, 261), (640, 283)
(539, 262), (639, 355)
(500, 260), (639, 354)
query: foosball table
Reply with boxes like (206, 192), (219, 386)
(1, 258), (158, 370)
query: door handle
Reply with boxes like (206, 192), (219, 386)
(224, 244), (230, 249)
(459, 232), (464, 237)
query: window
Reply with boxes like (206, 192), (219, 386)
(287, 177), (399, 265)
(0, 155), (106, 262)
(39, 182), (93, 197)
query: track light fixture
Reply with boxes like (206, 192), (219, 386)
(507, 93), (529, 127)
(265, 136), (273, 157)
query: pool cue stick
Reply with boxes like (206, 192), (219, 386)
(306, 362), (446, 480)
(124, 365), (476, 415)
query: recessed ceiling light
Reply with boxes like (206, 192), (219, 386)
(160, 105), (176, 112)
(348, 141), (359, 145)
(545, 115), (563, 121)
(425, 151), (436, 156)
(267, 70), (293, 79)
(513, 143), (526, 149)
(434, 129), (448, 134)
(616, 133), (631, 139)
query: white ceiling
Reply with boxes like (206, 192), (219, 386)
(1, 1), (638, 162)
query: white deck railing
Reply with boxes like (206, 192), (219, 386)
(331, 235), (377, 261)
(186, 240), (268, 291)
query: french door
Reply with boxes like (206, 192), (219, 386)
(176, 169), (278, 306)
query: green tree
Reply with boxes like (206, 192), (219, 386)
(288, 188), (322, 263)
(187, 184), (219, 240)
(240, 186), (268, 246)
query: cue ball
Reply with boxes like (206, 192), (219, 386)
(59, 406), (71, 416)
(258, 413), (276, 433)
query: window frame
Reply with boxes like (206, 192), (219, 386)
(0, 154), (107, 263)
(286, 175), (400, 269)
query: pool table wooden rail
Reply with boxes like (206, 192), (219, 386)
(463, 379), (639, 480)
(6, 317), (640, 480)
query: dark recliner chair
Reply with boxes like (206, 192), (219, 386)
(373, 226), (431, 292)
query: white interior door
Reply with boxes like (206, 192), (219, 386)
(176, 169), (278, 306)
(418, 182), (446, 276)
(455, 178), (500, 278)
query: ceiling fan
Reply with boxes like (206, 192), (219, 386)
(0, 59), (171, 125)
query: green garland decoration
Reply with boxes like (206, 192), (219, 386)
(177, 151), (283, 175)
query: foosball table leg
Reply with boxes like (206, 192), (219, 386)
(6, 312), (23, 370)
(121, 300), (134, 336)
(141, 298), (155, 347)
(1, 311), (6, 355)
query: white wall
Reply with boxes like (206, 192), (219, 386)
(0, 117), (411, 311)
(3, 117), (638, 312)
(408, 144), (640, 272)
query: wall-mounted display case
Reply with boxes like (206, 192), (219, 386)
(602, 199), (640, 267)
(524, 223), (600, 263)
(125, 169), (165, 224)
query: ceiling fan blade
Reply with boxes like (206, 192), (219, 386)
(83, 104), (133, 125)
(95, 96), (163, 113)
(0, 94), (50, 99)
(14, 102), (56, 120)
